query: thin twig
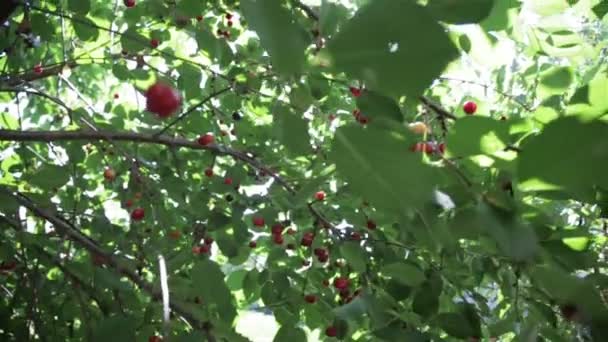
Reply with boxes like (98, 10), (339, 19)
(154, 86), (232, 137)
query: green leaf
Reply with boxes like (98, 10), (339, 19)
(319, 0), (349, 36)
(427, 0), (495, 24)
(120, 28), (148, 53)
(192, 260), (236, 322)
(68, 0), (91, 14)
(380, 262), (426, 287)
(412, 281), (441, 318)
(73, 18), (100, 41)
(27, 165), (70, 190)
(339, 242), (367, 273)
(446, 116), (510, 156)
(30, 14), (56, 41)
(327, 0), (458, 97)
(273, 325), (307, 342)
(356, 91), (403, 123)
(330, 125), (438, 213)
(92, 315), (136, 342)
(241, 0), (308, 75)
(334, 293), (369, 322)
(436, 312), (477, 339)
(518, 117), (608, 196)
(195, 28), (234, 66)
(177, 0), (206, 13)
(531, 266), (608, 321)
(273, 104), (312, 156)
(541, 67), (573, 89)
(593, 1), (608, 18)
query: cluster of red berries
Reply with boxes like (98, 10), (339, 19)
(192, 236), (214, 255)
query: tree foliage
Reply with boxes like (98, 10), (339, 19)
(0, 0), (607, 341)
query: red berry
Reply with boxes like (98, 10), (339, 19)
(301, 232), (314, 247)
(33, 63), (43, 74)
(124, 0), (136, 8)
(328, 114), (336, 121)
(114, 93), (119, 99)
(223, 31), (231, 39)
(339, 288), (350, 299)
(225, 13), (233, 20)
(204, 237), (214, 245)
(145, 82), (182, 118)
(304, 294), (317, 304)
(150, 39), (159, 48)
(197, 133), (214, 146)
(366, 220), (376, 230)
(424, 142), (435, 154)
(224, 177), (233, 185)
(325, 326), (337, 337)
(317, 253), (329, 263)
(333, 277), (349, 290)
(358, 115), (369, 125)
(438, 143), (446, 154)
(463, 101), (477, 115)
(313, 247), (326, 257)
(410, 142), (424, 152)
(200, 244), (210, 254)
(192, 246), (203, 255)
(168, 230), (181, 239)
(227, 20), (233, 27)
(196, 15), (203, 22)
(560, 304), (578, 321)
(273, 234), (284, 245)
(131, 208), (145, 221)
(352, 109), (361, 119)
(349, 86), (362, 97)
(315, 191), (326, 201)
(253, 216), (265, 227)
(103, 168), (116, 181)
(204, 168), (213, 177)
(216, 29), (223, 36)
(350, 231), (361, 241)
(125, 199), (134, 208)
(322, 279), (330, 287)
(271, 223), (284, 235)
(248, 241), (257, 248)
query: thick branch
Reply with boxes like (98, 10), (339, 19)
(0, 128), (295, 201)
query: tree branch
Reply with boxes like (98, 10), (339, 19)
(0, 187), (214, 337)
(293, 1), (319, 21)
(419, 96), (457, 120)
(154, 86), (232, 136)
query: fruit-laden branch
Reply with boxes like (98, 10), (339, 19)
(0, 128), (295, 193)
(0, 61), (78, 87)
(0, 187), (216, 340)
(0, 128), (345, 238)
